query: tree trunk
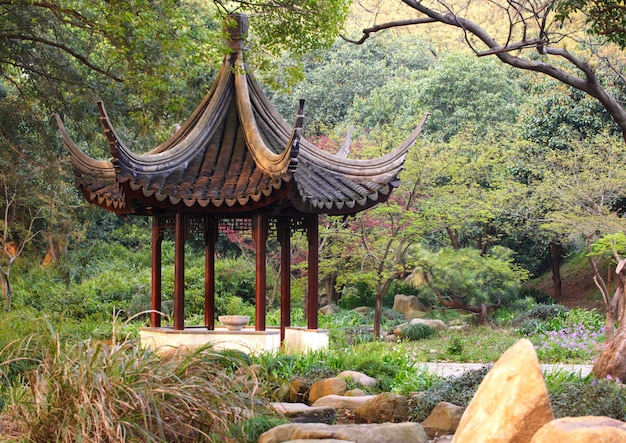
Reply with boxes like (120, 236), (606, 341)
(593, 262), (626, 379)
(548, 241), (562, 300)
(479, 303), (488, 325)
(374, 278), (395, 340)
(0, 270), (11, 312)
(446, 227), (460, 250)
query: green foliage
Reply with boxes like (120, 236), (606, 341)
(408, 366), (491, 421)
(555, 0), (626, 49)
(446, 336), (465, 355)
(515, 304), (571, 335)
(415, 246), (530, 316)
(590, 232), (626, 263)
(398, 323), (436, 341)
(415, 53), (522, 141)
(253, 341), (441, 396)
(520, 79), (618, 149)
(230, 415), (291, 443)
(268, 34), (435, 134)
(549, 378), (626, 420)
(338, 279), (376, 309)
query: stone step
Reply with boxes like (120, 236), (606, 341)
(271, 402), (336, 424)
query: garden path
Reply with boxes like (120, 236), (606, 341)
(418, 362), (593, 378)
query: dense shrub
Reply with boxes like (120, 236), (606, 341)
(408, 366), (491, 421)
(549, 378), (626, 420)
(398, 323), (436, 341)
(515, 304), (570, 335)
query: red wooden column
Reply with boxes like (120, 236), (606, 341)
(278, 218), (291, 342)
(252, 213), (267, 331)
(150, 213), (162, 328)
(204, 219), (218, 330)
(173, 212), (188, 330)
(307, 215), (319, 329)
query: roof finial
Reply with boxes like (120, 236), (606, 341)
(224, 14), (248, 52)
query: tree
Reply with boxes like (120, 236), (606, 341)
(343, 0), (626, 142)
(0, 173), (40, 310)
(267, 33), (435, 135)
(411, 246), (529, 324)
(589, 233), (626, 380)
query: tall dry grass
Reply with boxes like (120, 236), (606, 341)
(2, 332), (265, 442)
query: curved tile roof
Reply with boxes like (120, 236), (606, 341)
(58, 14), (424, 217)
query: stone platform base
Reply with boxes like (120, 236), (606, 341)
(140, 326), (328, 354)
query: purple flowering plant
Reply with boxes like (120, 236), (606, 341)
(532, 322), (605, 362)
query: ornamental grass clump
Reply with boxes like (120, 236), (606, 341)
(398, 323), (436, 341)
(3, 334), (266, 443)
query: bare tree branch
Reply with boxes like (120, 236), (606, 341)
(346, 0), (626, 141)
(341, 18), (437, 44)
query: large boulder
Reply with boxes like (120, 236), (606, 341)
(258, 422), (428, 443)
(451, 339), (554, 443)
(354, 392), (410, 424)
(531, 416), (626, 442)
(420, 401), (465, 438)
(308, 378), (347, 404)
(392, 294), (427, 315)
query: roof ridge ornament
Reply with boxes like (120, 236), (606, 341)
(224, 14), (248, 53)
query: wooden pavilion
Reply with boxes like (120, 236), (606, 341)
(57, 14), (424, 352)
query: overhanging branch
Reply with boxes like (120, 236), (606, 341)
(341, 18), (436, 44)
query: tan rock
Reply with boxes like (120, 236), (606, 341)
(312, 394), (374, 410)
(283, 440), (354, 443)
(308, 377), (347, 404)
(531, 416), (626, 442)
(421, 401), (465, 438)
(344, 388), (367, 397)
(271, 402), (335, 424)
(392, 294), (427, 314)
(258, 422), (428, 443)
(404, 309), (427, 320)
(288, 377), (309, 403)
(354, 392), (409, 424)
(337, 370), (378, 388)
(451, 339), (554, 443)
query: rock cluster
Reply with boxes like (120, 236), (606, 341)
(259, 338), (626, 443)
